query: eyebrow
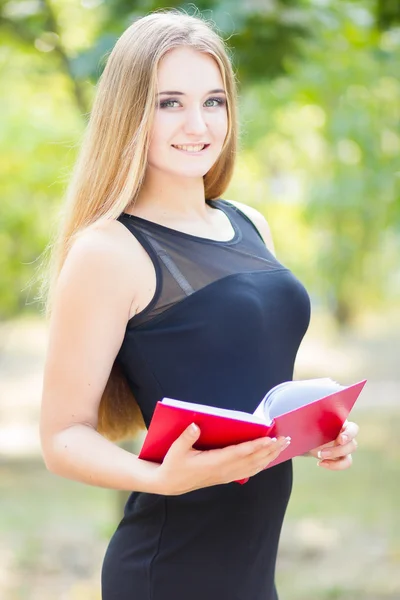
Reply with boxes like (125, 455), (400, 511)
(157, 89), (226, 96)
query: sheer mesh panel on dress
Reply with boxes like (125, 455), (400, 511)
(117, 199), (287, 328)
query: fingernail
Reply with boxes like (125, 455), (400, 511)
(341, 434), (348, 444)
(318, 449), (331, 459)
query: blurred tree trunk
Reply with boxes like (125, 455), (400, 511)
(333, 298), (353, 328)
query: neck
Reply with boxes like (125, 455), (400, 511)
(132, 169), (209, 221)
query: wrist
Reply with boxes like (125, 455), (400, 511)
(133, 456), (171, 495)
(148, 468), (170, 495)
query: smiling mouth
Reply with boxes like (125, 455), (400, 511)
(172, 143), (210, 153)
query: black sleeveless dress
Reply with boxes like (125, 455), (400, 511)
(101, 198), (311, 600)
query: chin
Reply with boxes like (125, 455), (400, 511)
(159, 165), (215, 179)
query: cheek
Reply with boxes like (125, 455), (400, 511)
(214, 111), (229, 140)
(149, 113), (175, 149)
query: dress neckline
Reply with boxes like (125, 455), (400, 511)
(119, 199), (242, 246)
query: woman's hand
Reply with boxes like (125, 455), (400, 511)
(308, 420), (359, 470)
(151, 423), (291, 495)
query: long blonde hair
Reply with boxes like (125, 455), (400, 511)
(41, 9), (239, 441)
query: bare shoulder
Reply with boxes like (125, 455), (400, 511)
(223, 199), (276, 255)
(63, 218), (147, 299)
(70, 218), (140, 269)
(52, 220), (137, 340)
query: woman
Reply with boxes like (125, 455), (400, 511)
(39, 10), (359, 600)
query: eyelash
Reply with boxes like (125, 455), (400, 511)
(159, 97), (226, 109)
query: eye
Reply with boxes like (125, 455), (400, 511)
(159, 99), (180, 108)
(204, 97), (226, 107)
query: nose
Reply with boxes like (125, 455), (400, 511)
(183, 106), (208, 136)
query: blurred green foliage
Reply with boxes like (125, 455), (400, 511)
(0, 0), (399, 323)
(234, 4), (400, 323)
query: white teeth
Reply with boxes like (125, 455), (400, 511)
(173, 144), (206, 152)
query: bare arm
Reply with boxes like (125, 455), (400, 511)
(40, 222), (159, 492)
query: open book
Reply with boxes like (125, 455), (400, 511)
(139, 378), (367, 483)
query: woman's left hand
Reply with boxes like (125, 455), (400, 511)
(308, 420), (359, 470)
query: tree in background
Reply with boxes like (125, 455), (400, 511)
(235, 2), (400, 324)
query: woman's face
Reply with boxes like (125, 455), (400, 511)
(147, 46), (229, 180)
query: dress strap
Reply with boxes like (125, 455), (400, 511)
(116, 215), (196, 327)
(140, 232), (195, 297)
(213, 199), (265, 244)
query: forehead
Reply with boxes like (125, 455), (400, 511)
(157, 46), (224, 92)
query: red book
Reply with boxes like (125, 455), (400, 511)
(139, 378), (367, 483)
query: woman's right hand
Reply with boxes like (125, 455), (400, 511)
(152, 423), (291, 495)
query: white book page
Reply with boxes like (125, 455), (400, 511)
(253, 378), (344, 421)
(161, 398), (267, 425)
